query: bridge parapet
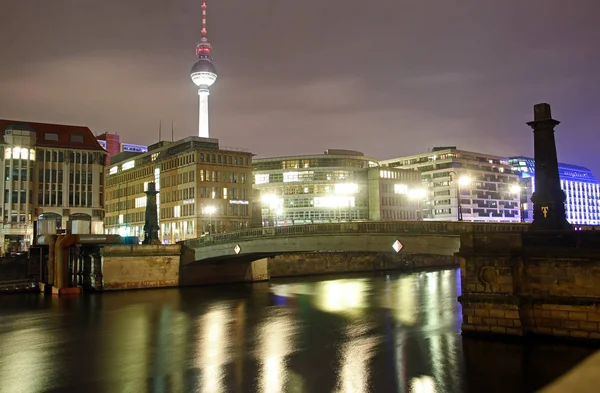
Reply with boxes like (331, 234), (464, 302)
(182, 221), (528, 248)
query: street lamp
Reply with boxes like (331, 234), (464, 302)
(261, 193), (281, 227)
(205, 205), (216, 234)
(408, 188), (427, 221)
(510, 184), (525, 222)
(449, 171), (471, 221)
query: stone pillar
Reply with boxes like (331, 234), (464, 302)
(526, 103), (570, 230)
(143, 182), (160, 245)
(89, 251), (103, 290)
(80, 246), (98, 289)
(245, 258), (270, 282)
(457, 232), (526, 337)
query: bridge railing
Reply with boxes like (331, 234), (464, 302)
(182, 221), (528, 248)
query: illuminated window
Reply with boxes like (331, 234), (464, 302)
(255, 174), (269, 185)
(122, 160), (135, 171)
(109, 167), (118, 175)
(135, 197), (147, 208)
(283, 172), (299, 182)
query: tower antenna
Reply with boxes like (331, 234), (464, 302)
(190, 0), (217, 138)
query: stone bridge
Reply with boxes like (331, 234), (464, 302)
(181, 221), (527, 263)
(177, 221), (527, 285)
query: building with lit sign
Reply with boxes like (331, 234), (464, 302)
(96, 132), (148, 165)
(381, 147), (522, 222)
(0, 120), (107, 253)
(104, 136), (253, 243)
(253, 149), (421, 226)
(509, 156), (600, 225)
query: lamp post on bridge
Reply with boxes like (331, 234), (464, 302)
(510, 184), (525, 222)
(408, 188), (427, 221)
(205, 205), (216, 234)
(449, 171), (471, 222)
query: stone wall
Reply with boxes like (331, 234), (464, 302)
(269, 251), (458, 278)
(179, 257), (269, 286)
(458, 231), (600, 340)
(101, 244), (181, 290)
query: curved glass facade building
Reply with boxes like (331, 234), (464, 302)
(509, 156), (600, 225)
(253, 149), (422, 226)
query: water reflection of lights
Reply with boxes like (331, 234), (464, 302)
(334, 325), (380, 393)
(101, 305), (150, 392)
(393, 270), (461, 393)
(395, 275), (418, 325)
(411, 375), (436, 393)
(258, 310), (297, 393)
(199, 303), (234, 393)
(270, 283), (312, 298)
(0, 324), (51, 392)
(315, 279), (369, 316)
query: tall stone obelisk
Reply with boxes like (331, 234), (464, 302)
(143, 182), (161, 244)
(526, 103), (570, 231)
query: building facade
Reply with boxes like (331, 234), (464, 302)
(253, 149), (422, 226)
(1, 120), (107, 254)
(104, 136), (253, 243)
(381, 147), (522, 222)
(509, 156), (600, 225)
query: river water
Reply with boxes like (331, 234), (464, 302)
(0, 268), (594, 393)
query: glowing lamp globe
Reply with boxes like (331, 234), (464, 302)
(190, 59), (217, 89)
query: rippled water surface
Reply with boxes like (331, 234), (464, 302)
(0, 268), (594, 393)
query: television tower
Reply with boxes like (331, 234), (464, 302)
(190, 0), (217, 138)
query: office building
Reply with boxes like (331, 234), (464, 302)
(381, 147), (522, 222)
(1, 120), (107, 253)
(253, 149), (422, 225)
(509, 156), (600, 225)
(104, 136), (253, 243)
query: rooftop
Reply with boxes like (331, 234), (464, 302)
(0, 119), (105, 151)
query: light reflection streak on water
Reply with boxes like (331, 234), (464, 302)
(334, 325), (380, 393)
(393, 270), (460, 393)
(410, 375), (437, 393)
(272, 279), (370, 317)
(199, 303), (232, 393)
(315, 279), (368, 317)
(0, 323), (50, 393)
(258, 310), (296, 393)
(425, 272), (441, 328)
(396, 275), (417, 325)
(102, 305), (149, 392)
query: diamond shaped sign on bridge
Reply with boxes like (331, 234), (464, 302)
(234, 244), (242, 254)
(392, 240), (403, 253)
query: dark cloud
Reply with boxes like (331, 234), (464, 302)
(1, 0), (599, 174)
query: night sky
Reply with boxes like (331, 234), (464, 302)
(1, 1), (599, 174)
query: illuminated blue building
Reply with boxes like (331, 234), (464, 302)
(509, 156), (600, 225)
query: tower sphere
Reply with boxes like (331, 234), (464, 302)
(191, 59), (217, 88)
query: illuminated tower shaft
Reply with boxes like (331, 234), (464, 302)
(190, 0), (217, 138)
(198, 91), (209, 138)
